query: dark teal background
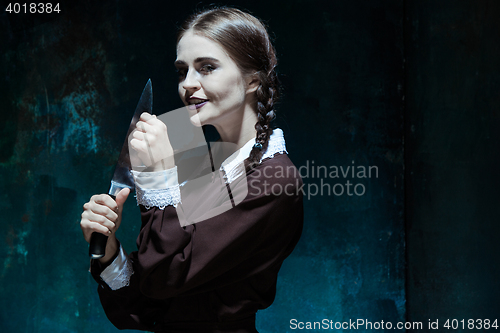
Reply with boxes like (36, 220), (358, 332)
(405, 0), (500, 327)
(0, 0), (498, 332)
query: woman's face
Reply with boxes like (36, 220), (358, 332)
(175, 31), (253, 128)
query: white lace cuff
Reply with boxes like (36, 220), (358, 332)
(132, 167), (181, 209)
(135, 185), (181, 209)
(100, 245), (134, 291)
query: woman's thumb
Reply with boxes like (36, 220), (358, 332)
(115, 188), (130, 208)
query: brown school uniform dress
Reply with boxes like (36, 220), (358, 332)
(90, 129), (303, 332)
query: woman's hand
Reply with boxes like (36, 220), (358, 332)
(129, 112), (175, 171)
(80, 188), (130, 263)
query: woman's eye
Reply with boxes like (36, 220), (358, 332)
(200, 64), (216, 73)
(176, 68), (187, 79)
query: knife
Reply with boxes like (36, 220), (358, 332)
(89, 79), (153, 259)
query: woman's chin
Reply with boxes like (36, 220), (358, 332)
(186, 106), (204, 127)
(189, 113), (203, 127)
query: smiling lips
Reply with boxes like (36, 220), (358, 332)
(188, 97), (209, 109)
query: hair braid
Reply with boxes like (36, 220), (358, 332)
(247, 67), (279, 169)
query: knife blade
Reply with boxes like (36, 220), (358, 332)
(89, 79), (153, 259)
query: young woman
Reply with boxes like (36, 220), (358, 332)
(80, 7), (303, 332)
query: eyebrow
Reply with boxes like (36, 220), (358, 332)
(174, 57), (220, 66)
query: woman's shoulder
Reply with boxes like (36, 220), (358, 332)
(250, 152), (303, 187)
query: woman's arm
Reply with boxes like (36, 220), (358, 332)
(135, 154), (303, 299)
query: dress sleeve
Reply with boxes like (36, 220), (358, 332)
(90, 247), (169, 330)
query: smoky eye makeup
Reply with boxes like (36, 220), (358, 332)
(199, 63), (217, 74)
(174, 61), (187, 78)
(175, 68), (187, 80)
(174, 56), (220, 79)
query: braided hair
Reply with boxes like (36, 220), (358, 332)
(177, 7), (280, 170)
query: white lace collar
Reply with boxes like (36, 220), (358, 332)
(220, 128), (288, 184)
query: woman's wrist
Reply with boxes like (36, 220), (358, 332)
(151, 157), (175, 171)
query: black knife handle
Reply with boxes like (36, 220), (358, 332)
(89, 194), (116, 259)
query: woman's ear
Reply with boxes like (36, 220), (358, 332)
(246, 73), (260, 94)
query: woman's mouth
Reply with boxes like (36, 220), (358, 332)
(195, 101), (208, 109)
(187, 97), (209, 110)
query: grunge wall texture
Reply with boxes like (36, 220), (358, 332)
(404, 0), (500, 326)
(0, 0), (498, 332)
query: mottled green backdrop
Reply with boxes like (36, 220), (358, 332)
(0, 0), (498, 332)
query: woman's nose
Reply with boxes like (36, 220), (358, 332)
(182, 70), (201, 91)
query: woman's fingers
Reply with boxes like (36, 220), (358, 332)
(87, 196), (118, 219)
(139, 112), (156, 122)
(81, 210), (115, 232)
(130, 137), (151, 155)
(80, 211), (113, 242)
(80, 221), (107, 242)
(132, 130), (145, 140)
(130, 113), (173, 170)
(115, 188), (130, 208)
(135, 120), (154, 133)
(80, 193), (124, 242)
(90, 194), (118, 211)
